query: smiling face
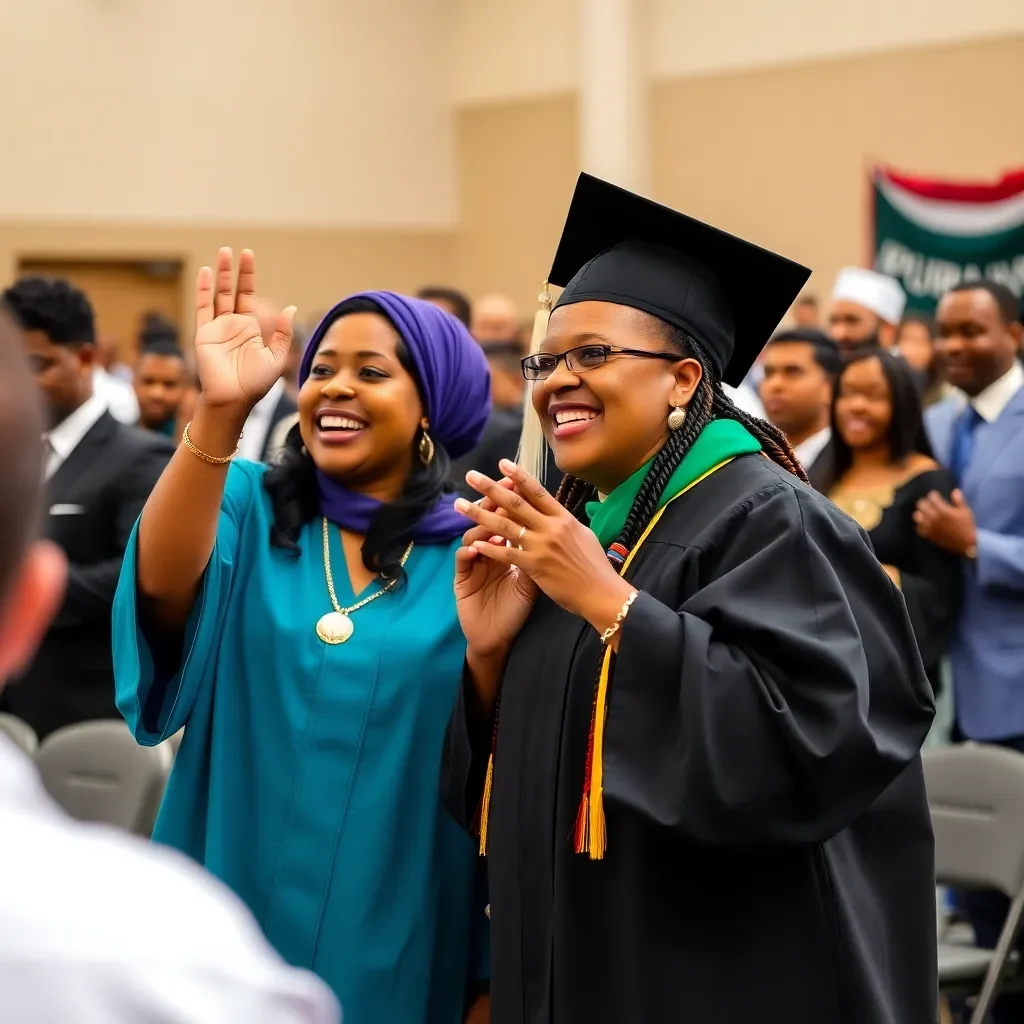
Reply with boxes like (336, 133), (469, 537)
(532, 301), (701, 494)
(834, 354), (893, 454)
(297, 312), (425, 501)
(935, 287), (1021, 397)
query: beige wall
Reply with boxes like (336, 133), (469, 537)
(653, 35), (1024, 302)
(454, 35), (1024, 313)
(452, 0), (1024, 103)
(650, 0), (1024, 77)
(451, 0), (578, 105)
(0, 0), (456, 228)
(0, 222), (455, 333)
(453, 97), (579, 306)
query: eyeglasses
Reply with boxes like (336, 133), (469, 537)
(521, 343), (681, 381)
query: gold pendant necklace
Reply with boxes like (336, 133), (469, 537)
(316, 518), (413, 644)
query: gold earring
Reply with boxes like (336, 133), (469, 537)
(667, 405), (686, 431)
(419, 431), (435, 465)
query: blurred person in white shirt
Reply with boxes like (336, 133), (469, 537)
(0, 306), (340, 1024)
(93, 333), (140, 423)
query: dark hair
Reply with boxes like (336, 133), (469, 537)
(823, 346), (932, 491)
(0, 277), (95, 345)
(796, 293), (818, 308)
(481, 340), (523, 374)
(766, 328), (842, 379)
(555, 317), (807, 557)
(138, 340), (185, 362)
(138, 315), (183, 359)
(416, 287), (472, 328)
(262, 297), (452, 587)
(898, 311), (935, 337)
(946, 280), (1021, 326)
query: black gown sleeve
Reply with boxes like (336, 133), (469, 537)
(602, 482), (935, 847)
(887, 470), (962, 671)
(441, 667), (495, 833)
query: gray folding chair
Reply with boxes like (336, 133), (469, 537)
(0, 712), (39, 757)
(924, 743), (1024, 1023)
(35, 720), (173, 837)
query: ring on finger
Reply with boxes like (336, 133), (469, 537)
(516, 525), (527, 550)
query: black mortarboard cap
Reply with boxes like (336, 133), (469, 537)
(548, 173), (811, 386)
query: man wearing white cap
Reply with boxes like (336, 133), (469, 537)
(829, 267), (907, 355)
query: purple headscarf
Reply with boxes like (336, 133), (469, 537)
(298, 291), (491, 544)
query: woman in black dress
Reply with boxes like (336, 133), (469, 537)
(443, 175), (937, 1024)
(826, 347), (962, 692)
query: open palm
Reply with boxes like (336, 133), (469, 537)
(193, 247), (296, 411)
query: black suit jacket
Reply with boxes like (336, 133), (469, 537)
(805, 441), (836, 494)
(1, 412), (173, 739)
(259, 390), (298, 462)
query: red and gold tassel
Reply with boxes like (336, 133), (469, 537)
(574, 648), (614, 859)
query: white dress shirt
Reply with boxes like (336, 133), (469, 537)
(239, 378), (285, 462)
(43, 393), (108, 479)
(0, 734), (339, 1024)
(722, 381), (765, 420)
(794, 427), (832, 471)
(93, 367), (139, 425)
(968, 361), (1024, 423)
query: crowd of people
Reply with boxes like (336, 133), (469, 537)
(0, 172), (1023, 1023)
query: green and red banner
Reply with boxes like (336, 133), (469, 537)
(872, 166), (1024, 315)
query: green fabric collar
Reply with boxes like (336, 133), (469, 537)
(585, 419), (761, 549)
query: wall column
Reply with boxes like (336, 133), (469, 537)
(577, 0), (650, 194)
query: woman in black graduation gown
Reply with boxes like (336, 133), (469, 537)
(825, 347), (962, 695)
(443, 174), (938, 1024)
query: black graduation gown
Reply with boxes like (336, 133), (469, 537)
(442, 453), (938, 1024)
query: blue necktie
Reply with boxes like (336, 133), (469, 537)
(950, 405), (983, 486)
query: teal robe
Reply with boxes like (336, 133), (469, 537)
(113, 460), (485, 1022)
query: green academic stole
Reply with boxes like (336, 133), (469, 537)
(575, 456), (736, 859)
(477, 455), (737, 860)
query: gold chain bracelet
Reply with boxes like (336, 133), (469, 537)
(600, 589), (638, 644)
(181, 421), (240, 465)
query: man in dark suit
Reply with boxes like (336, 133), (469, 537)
(758, 328), (841, 492)
(0, 277), (172, 739)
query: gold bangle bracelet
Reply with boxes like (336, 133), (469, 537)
(181, 421), (239, 465)
(600, 589), (639, 644)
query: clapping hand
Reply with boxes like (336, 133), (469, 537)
(455, 460), (635, 641)
(914, 489), (977, 557)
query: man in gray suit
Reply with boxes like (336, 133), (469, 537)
(919, 279), (1024, 1024)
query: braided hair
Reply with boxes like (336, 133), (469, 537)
(556, 319), (807, 558)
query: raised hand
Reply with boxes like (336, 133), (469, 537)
(454, 478), (539, 662)
(193, 248), (296, 412)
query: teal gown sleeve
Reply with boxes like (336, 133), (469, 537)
(112, 461), (261, 745)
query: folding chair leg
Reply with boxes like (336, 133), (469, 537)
(971, 885), (1024, 1024)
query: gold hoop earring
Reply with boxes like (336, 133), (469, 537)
(419, 431), (435, 465)
(667, 405), (687, 431)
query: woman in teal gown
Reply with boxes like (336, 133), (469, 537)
(112, 249), (492, 1023)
